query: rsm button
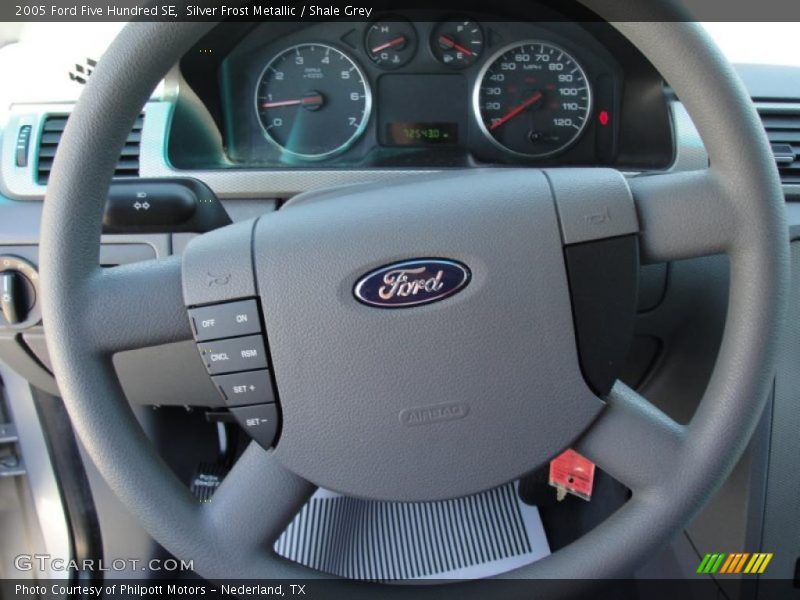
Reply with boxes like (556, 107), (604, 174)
(197, 335), (268, 375)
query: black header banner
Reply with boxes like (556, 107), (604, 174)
(4, 0), (800, 22)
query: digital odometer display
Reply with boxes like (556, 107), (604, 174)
(385, 122), (459, 146)
(475, 41), (591, 157)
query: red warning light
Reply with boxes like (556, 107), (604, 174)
(598, 110), (610, 126)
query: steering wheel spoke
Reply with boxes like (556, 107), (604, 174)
(576, 382), (686, 494)
(630, 169), (737, 263)
(201, 444), (318, 573)
(82, 256), (191, 354)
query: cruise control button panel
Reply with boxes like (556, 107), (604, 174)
(212, 370), (275, 407)
(229, 403), (280, 449)
(189, 299), (261, 341)
(187, 297), (282, 448)
(197, 334), (268, 375)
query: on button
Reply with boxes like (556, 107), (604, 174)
(189, 299), (261, 341)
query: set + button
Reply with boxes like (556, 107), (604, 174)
(212, 370), (275, 406)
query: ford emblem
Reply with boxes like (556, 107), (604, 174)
(354, 259), (471, 308)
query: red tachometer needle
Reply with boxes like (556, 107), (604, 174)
(438, 35), (473, 56)
(371, 36), (405, 54)
(261, 95), (323, 109)
(489, 91), (544, 131)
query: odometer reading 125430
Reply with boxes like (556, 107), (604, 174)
(385, 122), (459, 146)
(474, 41), (591, 157)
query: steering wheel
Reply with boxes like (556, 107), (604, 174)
(40, 6), (788, 590)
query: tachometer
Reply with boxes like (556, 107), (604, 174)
(255, 43), (371, 160)
(474, 41), (591, 157)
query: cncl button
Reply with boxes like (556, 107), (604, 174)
(189, 299), (261, 341)
(197, 335), (268, 375)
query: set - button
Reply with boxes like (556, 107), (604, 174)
(228, 404), (280, 449)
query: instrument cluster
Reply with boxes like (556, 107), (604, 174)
(212, 16), (667, 170)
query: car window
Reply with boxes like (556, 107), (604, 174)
(703, 22), (800, 65)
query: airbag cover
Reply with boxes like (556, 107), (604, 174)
(254, 170), (603, 500)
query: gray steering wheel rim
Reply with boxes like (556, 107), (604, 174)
(39, 8), (788, 589)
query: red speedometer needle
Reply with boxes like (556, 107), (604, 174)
(260, 95), (323, 109)
(438, 35), (473, 56)
(489, 91), (544, 131)
(371, 36), (405, 54)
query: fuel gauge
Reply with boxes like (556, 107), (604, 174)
(431, 19), (484, 68)
(365, 20), (417, 69)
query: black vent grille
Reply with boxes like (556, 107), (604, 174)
(759, 105), (800, 184)
(36, 114), (143, 185)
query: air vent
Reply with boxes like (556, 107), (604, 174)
(36, 114), (143, 185)
(758, 103), (800, 184)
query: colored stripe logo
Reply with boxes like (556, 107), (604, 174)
(697, 553), (773, 574)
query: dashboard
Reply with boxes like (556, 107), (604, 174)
(176, 14), (675, 171)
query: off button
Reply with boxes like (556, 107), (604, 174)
(188, 299), (261, 341)
(197, 335), (268, 375)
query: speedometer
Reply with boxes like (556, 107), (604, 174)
(474, 41), (591, 157)
(255, 43), (371, 160)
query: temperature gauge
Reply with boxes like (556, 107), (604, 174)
(365, 20), (417, 69)
(431, 20), (484, 68)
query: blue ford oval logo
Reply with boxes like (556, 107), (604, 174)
(354, 259), (471, 308)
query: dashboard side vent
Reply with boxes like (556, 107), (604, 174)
(36, 114), (143, 185)
(758, 103), (800, 184)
